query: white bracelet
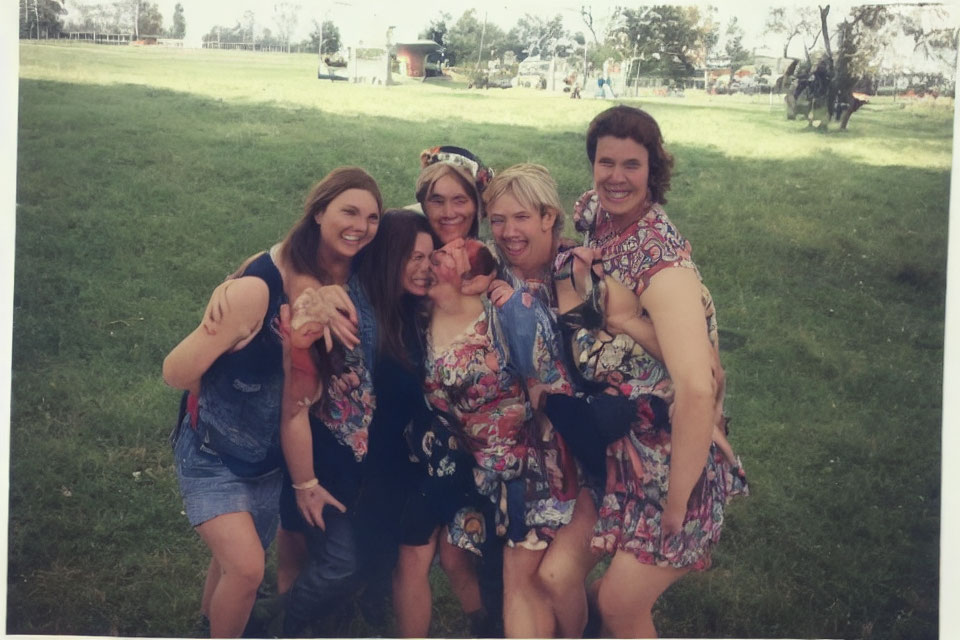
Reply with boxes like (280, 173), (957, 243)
(291, 477), (319, 491)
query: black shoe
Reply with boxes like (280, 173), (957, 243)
(243, 594), (286, 638)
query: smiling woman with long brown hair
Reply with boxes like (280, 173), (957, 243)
(162, 167), (382, 638)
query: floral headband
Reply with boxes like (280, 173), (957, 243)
(419, 145), (494, 193)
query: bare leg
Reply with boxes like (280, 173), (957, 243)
(438, 529), (483, 614)
(538, 489), (600, 637)
(195, 512), (266, 638)
(200, 557), (220, 619)
(393, 528), (440, 638)
(502, 545), (553, 638)
(596, 550), (690, 638)
(276, 527), (308, 595)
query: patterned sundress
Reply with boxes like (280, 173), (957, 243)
(560, 189), (748, 571)
(423, 298), (578, 548)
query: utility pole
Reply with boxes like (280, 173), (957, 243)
(476, 12), (487, 68)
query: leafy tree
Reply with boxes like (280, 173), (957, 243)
(898, 6), (959, 70)
(511, 13), (566, 59)
(20, 0), (67, 38)
(68, 3), (111, 32)
(610, 5), (717, 82)
(827, 5), (893, 126)
(580, 5), (600, 46)
(764, 6), (822, 61)
(724, 16), (752, 83)
(137, 1), (163, 37)
(308, 19), (341, 55)
(444, 9), (484, 67)
(419, 12), (451, 46)
(170, 2), (185, 38)
(108, 0), (146, 37)
(241, 9), (256, 43)
(204, 22), (244, 44)
(782, 5), (894, 129)
(273, 2), (300, 53)
(499, 27), (526, 62)
(260, 27), (277, 46)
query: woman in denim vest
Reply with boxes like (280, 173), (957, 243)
(163, 167), (382, 637)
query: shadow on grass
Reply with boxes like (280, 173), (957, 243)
(11, 78), (949, 638)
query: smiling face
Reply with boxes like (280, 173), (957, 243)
(315, 188), (380, 261)
(593, 135), (651, 229)
(423, 174), (478, 244)
(488, 192), (556, 280)
(402, 232), (435, 297)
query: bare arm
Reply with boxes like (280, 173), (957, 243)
(640, 267), (717, 538)
(162, 277), (269, 393)
(201, 252), (267, 333)
(555, 248), (665, 360)
(604, 274), (663, 361)
(278, 302), (346, 531)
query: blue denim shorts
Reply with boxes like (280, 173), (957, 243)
(174, 419), (281, 549)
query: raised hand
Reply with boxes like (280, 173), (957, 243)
(487, 279), (515, 308)
(289, 285), (359, 351)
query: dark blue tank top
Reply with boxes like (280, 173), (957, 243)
(196, 252), (286, 477)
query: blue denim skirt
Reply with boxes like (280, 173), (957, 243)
(173, 418), (281, 549)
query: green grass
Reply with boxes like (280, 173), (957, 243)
(11, 40), (951, 638)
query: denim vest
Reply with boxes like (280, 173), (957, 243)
(351, 273), (378, 384)
(196, 253), (286, 471)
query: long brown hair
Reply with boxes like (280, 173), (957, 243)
(281, 167), (383, 281)
(356, 209), (439, 366)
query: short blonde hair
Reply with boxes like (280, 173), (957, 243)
(482, 163), (565, 237)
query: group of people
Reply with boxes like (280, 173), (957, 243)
(162, 105), (748, 639)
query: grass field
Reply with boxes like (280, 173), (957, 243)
(11, 41), (953, 638)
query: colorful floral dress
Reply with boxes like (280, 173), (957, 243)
(423, 298), (578, 548)
(560, 189), (748, 571)
(493, 247), (612, 493)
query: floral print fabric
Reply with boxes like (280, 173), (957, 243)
(567, 190), (748, 571)
(423, 299), (577, 544)
(311, 279), (377, 462)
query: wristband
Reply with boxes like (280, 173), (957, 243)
(292, 477), (319, 491)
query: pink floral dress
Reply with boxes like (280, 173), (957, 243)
(562, 190), (748, 570)
(423, 299), (579, 547)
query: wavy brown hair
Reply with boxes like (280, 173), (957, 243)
(356, 209), (439, 366)
(585, 105), (674, 205)
(281, 167), (383, 281)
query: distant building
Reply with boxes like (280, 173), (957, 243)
(394, 40), (443, 77)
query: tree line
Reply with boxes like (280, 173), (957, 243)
(20, 0), (186, 39)
(417, 5), (955, 83)
(200, 3), (342, 55)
